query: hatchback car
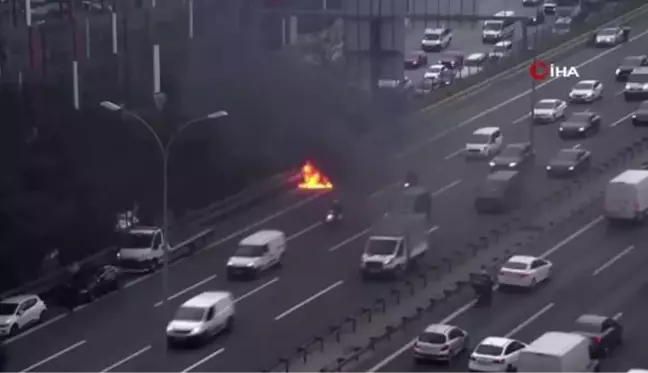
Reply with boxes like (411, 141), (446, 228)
(413, 324), (469, 362)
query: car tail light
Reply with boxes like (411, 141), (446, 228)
(592, 336), (601, 344)
(440, 344), (449, 351)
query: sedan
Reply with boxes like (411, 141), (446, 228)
(533, 98), (567, 123)
(405, 52), (428, 70)
(594, 26), (629, 47)
(413, 324), (469, 362)
(632, 100), (648, 126)
(424, 64), (453, 85)
(489, 143), (534, 171)
(546, 148), (591, 176)
(469, 337), (527, 372)
(559, 112), (601, 138)
(569, 80), (603, 103)
(573, 314), (623, 358)
(58, 265), (122, 305)
(615, 55), (648, 81)
(497, 255), (552, 288)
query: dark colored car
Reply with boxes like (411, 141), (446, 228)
(559, 112), (601, 138)
(405, 52), (428, 70)
(616, 55), (648, 81)
(438, 53), (464, 71)
(58, 265), (122, 306)
(475, 170), (522, 214)
(489, 143), (534, 171)
(546, 148), (591, 177)
(573, 314), (623, 358)
(632, 100), (648, 126)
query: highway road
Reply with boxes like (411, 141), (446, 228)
(358, 211), (648, 372)
(4, 4), (648, 373)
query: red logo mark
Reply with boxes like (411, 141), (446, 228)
(529, 60), (550, 81)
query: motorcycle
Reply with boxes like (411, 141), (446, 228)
(470, 273), (494, 306)
(324, 210), (342, 224)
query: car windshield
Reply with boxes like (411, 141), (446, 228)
(469, 133), (492, 144)
(493, 45), (509, 53)
(465, 57), (484, 67)
(174, 306), (205, 322)
(555, 150), (580, 161)
(575, 319), (602, 334)
(234, 244), (266, 257)
(622, 56), (642, 66)
(365, 238), (397, 256)
(484, 22), (502, 31)
(419, 332), (447, 344)
(500, 146), (524, 157)
(599, 28), (617, 36)
(0, 303), (18, 315)
(503, 261), (528, 270)
(568, 113), (590, 123)
(119, 232), (154, 248)
(573, 82), (594, 90)
(424, 33), (440, 40)
(629, 74), (648, 83)
(428, 66), (443, 73)
(475, 344), (504, 356)
(535, 101), (556, 110)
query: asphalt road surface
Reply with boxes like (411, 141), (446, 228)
(5, 5), (648, 373)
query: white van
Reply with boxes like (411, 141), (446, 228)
(227, 230), (286, 279)
(604, 169), (648, 222)
(517, 331), (599, 372)
(482, 11), (516, 43)
(166, 291), (235, 346)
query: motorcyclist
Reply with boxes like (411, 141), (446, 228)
(404, 170), (419, 188)
(474, 266), (494, 306)
(329, 199), (343, 219)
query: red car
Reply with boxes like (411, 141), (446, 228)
(405, 52), (428, 69)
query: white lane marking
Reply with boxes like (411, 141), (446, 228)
(444, 148), (464, 160)
(274, 280), (344, 321)
(369, 182), (398, 199)
(154, 274), (217, 307)
(394, 28), (648, 160)
(20, 340), (87, 372)
(99, 345), (151, 372)
(513, 113), (530, 124)
(504, 303), (555, 338)
(609, 112), (635, 127)
(613, 312), (623, 320)
(329, 228), (371, 252)
(572, 144), (581, 149)
(368, 215), (605, 372)
(539, 216), (604, 259)
(288, 221), (322, 240)
(592, 245), (635, 276)
(367, 301), (475, 372)
(427, 225), (440, 234)
(181, 347), (225, 373)
(234, 277), (279, 303)
(432, 179), (463, 197)
(1, 313), (67, 345)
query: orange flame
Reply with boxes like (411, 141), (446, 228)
(298, 161), (333, 190)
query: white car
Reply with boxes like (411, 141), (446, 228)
(497, 255), (552, 288)
(532, 99), (567, 123)
(0, 295), (47, 337)
(424, 64), (448, 81)
(569, 80), (603, 103)
(421, 27), (452, 51)
(469, 337), (528, 372)
(460, 53), (488, 77)
(465, 127), (504, 158)
(413, 324), (469, 362)
(595, 27), (625, 47)
(488, 40), (513, 59)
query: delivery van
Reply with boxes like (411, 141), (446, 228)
(517, 331), (599, 372)
(604, 169), (648, 223)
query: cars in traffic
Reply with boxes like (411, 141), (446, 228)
(469, 337), (527, 372)
(438, 54), (463, 74)
(475, 170), (522, 214)
(546, 148), (592, 176)
(593, 26), (629, 47)
(572, 314), (623, 358)
(482, 11), (516, 43)
(404, 51), (428, 70)
(517, 332), (599, 372)
(461, 53), (488, 76)
(559, 112), (602, 138)
(465, 127), (504, 158)
(413, 324), (469, 362)
(226, 230), (285, 280)
(624, 67), (648, 101)
(543, 0), (557, 14)
(615, 55), (648, 81)
(631, 100), (648, 125)
(497, 255), (552, 289)
(166, 291), (235, 347)
(488, 40), (514, 60)
(533, 99), (568, 123)
(569, 80), (604, 103)
(604, 169), (648, 223)
(57, 265), (122, 305)
(0, 295), (47, 337)
(424, 64), (454, 85)
(553, 17), (573, 35)
(489, 143), (534, 171)
(421, 27), (452, 52)
(116, 226), (168, 273)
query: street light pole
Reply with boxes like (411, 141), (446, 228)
(100, 100), (228, 315)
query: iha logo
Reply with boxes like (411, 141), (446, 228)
(529, 60), (580, 81)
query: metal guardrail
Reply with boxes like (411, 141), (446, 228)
(261, 136), (648, 372)
(0, 168), (299, 301)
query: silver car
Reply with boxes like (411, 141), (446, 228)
(413, 324), (469, 362)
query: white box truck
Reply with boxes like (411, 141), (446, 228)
(360, 213), (429, 279)
(604, 169), (648, 222)
(517, 331), (599, 372)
